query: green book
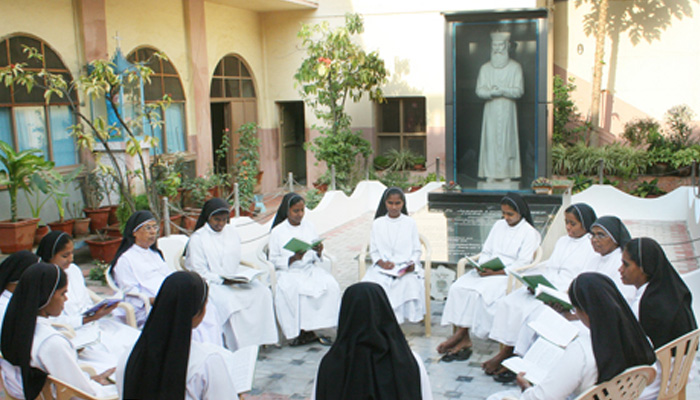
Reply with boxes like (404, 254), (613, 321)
(510, 272), (556, 291)
(466, 256), (506, 272)
(283, 237), (324, 253)
(535, 285), (573, 311)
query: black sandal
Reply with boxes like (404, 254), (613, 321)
(289, 331), (317, 347)
(439, 347), (472, 362)
(493, 370), (517, 383)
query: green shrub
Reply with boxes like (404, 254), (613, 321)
(373, 155), (390, 170)
(622, 118), (662, 147)
(379, 171), (411, 190)
(671, 145), (700, 170)
(386, 149), (420, 171)
(630, 178), (666, 198)
(553, 75), (581, 145)
(305, 188), (323, 210)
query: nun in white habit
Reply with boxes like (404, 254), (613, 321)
(361, 187), (425, 324)
(438, 192), (541, 363)
(185, 198), (278, 350)
(268, 193), (340, 345)
(37, 231), (140, 373)
(110, 210), (224, 346)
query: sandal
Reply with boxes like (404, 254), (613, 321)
(289, 331), (317, 347)
(493, 370), (517, 383)
(439, 347), (472, 362)
(317, 335), (333, 346)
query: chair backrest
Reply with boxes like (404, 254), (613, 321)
(573, 365), (657, 400)
(157, 234), (190, 272)
(41, 375), (118, 400)
(655, 328), (700, 400)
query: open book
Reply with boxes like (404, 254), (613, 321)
(465, 255), (505, 272)
(502, 337), (566, 386)
(283, 237), (324, 253)
(527, 306), (579, 348)
(82, 295), (124, 317)
(535, 285), (573, 311)
(71, 324), (101, 350)
(377, 262), (413, 278)
(220, 265), (264, 284)
(230, 345), (259, 394)
(509, 271), (556, 291)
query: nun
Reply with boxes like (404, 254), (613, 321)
(37, 231), (140, 373)
(312, 282), (433, 400)
(361, 187), (425, 324)
(110, 210), (223, 345)
(268, 192), (340, 345)
(0, 250), (39, 327)
(1, 263), (117, 399)
(486, 203), (598, 377)
(185, 198), (278, 350)
(117, 271), (238, 400)
(620, 237), (697, 400)
(487, 272), (656, 400)
(438, 192), (541, 362)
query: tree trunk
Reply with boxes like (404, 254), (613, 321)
(589, 0), (609, 144)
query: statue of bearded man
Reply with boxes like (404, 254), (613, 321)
(476, 31), (524, 182)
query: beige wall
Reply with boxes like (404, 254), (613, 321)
(553, 0), (700, 135)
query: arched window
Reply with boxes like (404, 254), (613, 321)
(210, 55), (256, 99)
(0, 35), (78, 167)
(127, 47), (186, 154)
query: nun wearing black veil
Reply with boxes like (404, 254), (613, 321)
(487, 272), (656, 400)
(116, 271), (237, 400)
(184, 198), (278, 350)
(0, 250), (39, 328)
(268, 192), (340, 344)
(438, 192), (541, 362)
(361, 187), (425, 324)
(1, 263), (117, 399)
(110, 210), (224, 346)
(312, 282), (433, 400)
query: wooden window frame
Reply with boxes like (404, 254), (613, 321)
(375, 96), (427, 157)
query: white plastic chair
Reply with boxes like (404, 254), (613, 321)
(456, 247), (543, 294)
(256, 237), (336, 291)
(656, 328), (700, 400)
(357, 233), (433, 337)
(157, 234), (190, 272)
(573, 365), (656, 400)
(106, 265), (152, 314)
(681, 269), (700, 320)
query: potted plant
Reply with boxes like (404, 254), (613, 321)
(24, 172), (53, 245)
(531, 177), (554, 195)
(80, 170), (111, 233)
(44, 166), (84, 234)
(0, 140), (52, 253)
(67, 202), (91, 237)
(85, 230), (122, 263)
(442, 180), (461, 192)
(234, 123), (261, 212)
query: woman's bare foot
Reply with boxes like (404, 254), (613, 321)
(437, 328), (470, 354)
(482, 346), (514, 375)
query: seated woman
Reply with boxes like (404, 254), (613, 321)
(0, 250), (39, 327)
(269, 192), (340, 346)
(487, 272), (656, 400)
(37, 231), (140, 373)
(110, 210), (223, 345)
(438, 192), (541, 362)
(117, 271), (237, 399)
(361, 187), (425, 324)
(185, 198), (278, 350)
(486, 203), (598, 377)
(620, 237), (697, 400)
(312, 282), (433, 400)
(1, 263), (116, 400)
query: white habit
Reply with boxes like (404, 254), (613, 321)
(186, 223), (278, 349)
(269, 219), (340, 339)
(0, 317), (117, 399)
(476, 58), (524, 180)
(116, 339), (238, 400)
(362, 214), (425, 324)
(49, 263), (140, 373)
(441, 218), (540, 338)
(113, 244), (223, 346)
(487, 331), (597, 400)
(489, 234), (596, 346)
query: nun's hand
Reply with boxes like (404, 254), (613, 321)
(378, 260), (395, 270)
(288, 251), (304, 266)
(515, 372), (532, 391)
(478, 269), (505, 277)
(91, 367), (116, 386)
(313, 242), (323, 257)
(82, 301), (120, 324)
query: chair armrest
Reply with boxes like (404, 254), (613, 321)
(506, 247), (544, 294)
(79, 364), (97, 376)
(117, 302), (138, 328)
(456, 253), (481, 278)
(241, 259), (277, 289)
(358, 241), (370, 280)
(322, 251), (337, 278)
(254, 245), (278, 289)
(87, 289), (103, 304)
(125, 292), (152, 314)
(51, 323), (76, 339)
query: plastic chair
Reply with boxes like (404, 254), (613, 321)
(256, 238), (337, 292)
(105, 266), (152, 314)
(357, 233), (433, 337)
(157, 234), (189, 272)
(456, 247), (543, 294)
(41, 374), (118, 400)
(656, 328), (700, 400)
(573, 365), (657, 400)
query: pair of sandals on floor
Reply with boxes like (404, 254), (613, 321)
(288, 330), (333, 347)
(439, 346), (516, 383)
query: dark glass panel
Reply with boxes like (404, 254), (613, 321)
(240, 63), (251, 77)
(44, 46), (64, 69)
(406, 137), (426, 158)
(378, 136), (400, 156)
(10, 37), (43, 68)
(225, 79), (240, 98)
(214, 61), (223, 76)
(0, 86), (10, 104)
(210, 78), (223, 98)
(163, 77), (184, 101)
(144, 76), (163, 101)
(161, 59), (176, 75)
(403, 97), (426, 133)
(13, 77), (45, 103)
(241, 80), (255, 98)
(0, 40), (9, 67)
(224, 57), (239, 77)
(379, 99), (400, 132)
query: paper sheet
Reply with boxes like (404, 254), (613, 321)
(502, 337), (565, 385)
(528, 306), (579, 348)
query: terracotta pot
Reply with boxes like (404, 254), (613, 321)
(84, 208), (110, 233)
(0, 218), (40, 253)
(47, 219), (75, 235)
(105, 205), (119, 225)
(85, 237), (122, 263)
(182, 208), (200, 232)
(34, 224), (50, 245)
(72, 218), (91, 237)
(313, 183), (328, 193)
(105, 223), (122, 238)
(532, 186), (553, 195)
(160, 214), (183, 236)
(206, 186), (221, 200)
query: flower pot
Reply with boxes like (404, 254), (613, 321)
(206, 186), (221, 200)
(84, 208), (110, 233)
(47, 219), (75, 235)
(105, 223), (122, 238)
(105, 205), (119, 225)
(532, 186), (553, 195)
(182, 208), (200, 232)
(313, 183), (328, 193)
(0, 218), (40, 253)
(72, 218), (91, 237)
(34, 224), (50, 245)
(85, 237), (122, 263)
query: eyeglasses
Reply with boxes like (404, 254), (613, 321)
(590, 232), (610, 240)
(140, 224), (160, 232)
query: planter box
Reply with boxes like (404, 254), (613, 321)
(73, 218), (91, 237)
(48, 219), (75, 235)
(84, 208), (110, 233)
(181, 208), (200, 232)
(105, 223), (122, 238)
(85, 237), (122, 263)
(0, 218), (40, 253)
(105, 205), (119, 225)
(34, 224), (50, 245)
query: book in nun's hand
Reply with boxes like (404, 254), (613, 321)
(82, 295), (123, 317)
(508, 270), (557, 291)
(535, 285), (573, 311)
(377, 262), (414, 278)
(465, 255), (506, 272)
(502, 337), (566, 386)
(220, 265), (264, 284)
(283, 237), (324, 253)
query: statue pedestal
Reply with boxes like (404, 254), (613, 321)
(477, 180), (520, 191)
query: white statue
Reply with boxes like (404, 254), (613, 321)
(476, 31), (524, 182)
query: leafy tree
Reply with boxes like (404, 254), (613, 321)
(294, 13), (388, 188)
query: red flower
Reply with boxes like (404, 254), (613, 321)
(317, 57), (331, 66)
